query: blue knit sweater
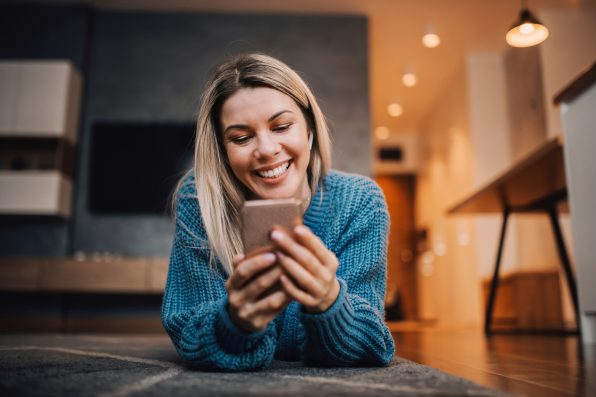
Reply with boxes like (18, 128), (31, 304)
(161, 170), (395, 371)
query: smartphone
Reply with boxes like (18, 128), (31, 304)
(241, 198), (302, 256)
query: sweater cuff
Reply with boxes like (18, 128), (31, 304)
(299, 278), (353, 326)
(215, 298), (271, 354)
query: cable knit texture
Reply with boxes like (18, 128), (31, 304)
(161, 170), (395, 371)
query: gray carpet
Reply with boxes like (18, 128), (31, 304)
(0, 334), (509, 397)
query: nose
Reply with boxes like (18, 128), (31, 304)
(254, 132), (281, 159)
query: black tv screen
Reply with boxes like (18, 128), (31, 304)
(89, 122), (195, 214)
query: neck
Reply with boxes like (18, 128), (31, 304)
(298, 178), (311, 214)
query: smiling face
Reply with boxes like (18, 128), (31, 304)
(220, 87), (311, 200)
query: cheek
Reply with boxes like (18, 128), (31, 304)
(287, 131), (310, 154)
(225, 147), (250, 176)
(292, 138), (311, 161)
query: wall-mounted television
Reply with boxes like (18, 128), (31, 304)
(89, 122), (195, 214)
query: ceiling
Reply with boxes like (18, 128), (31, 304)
(23, 0), (596, 137)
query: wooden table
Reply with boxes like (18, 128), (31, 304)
(448, 136), (579, 335)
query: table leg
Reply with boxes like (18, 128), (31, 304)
(485, 209), (510, 335)
(548, 207), (580, 327)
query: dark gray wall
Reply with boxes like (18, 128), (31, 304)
(0, 5), (92, 257)
(74, 10), (370, 257)
(0, 6), (370, 258)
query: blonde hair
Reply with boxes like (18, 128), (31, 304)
(175, 53), (332, 275)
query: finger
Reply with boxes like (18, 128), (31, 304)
(277, 251), (325, 299)
(230, 252), (276, 289)
(242, 265), (284, 302)
(279, 274), (317, 307)
(270, 228), (320, 275)
(293, 225), (338, 270)
(251, 289), (292, 316)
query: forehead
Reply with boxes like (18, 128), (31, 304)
(220, 87), (300, 124)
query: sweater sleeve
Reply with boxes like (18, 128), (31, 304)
(298, 181), (395, 366)
(160, 177), (278, 371)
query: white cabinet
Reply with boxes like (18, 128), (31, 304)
(0, 60), (81, 218)
(0, 63), (20, 132)
(0, 61), (81, 142)
(560, 81), (596, 344)
(0, 171), (72, 217)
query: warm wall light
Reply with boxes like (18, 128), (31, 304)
(506, 2), (549, 47)
(432, 220), (447, 257)
(457, 220), (470, 246)
(387, 103), (403, 117)
(402, 72), (417, 87)
(375, 126), (390, 140)
(422, 25), (441, 48)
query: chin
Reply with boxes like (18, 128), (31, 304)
(248, 173), (303, 200)
(254, 186), (299, 200)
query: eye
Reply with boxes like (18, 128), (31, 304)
(272, 123), (292, 132)
(229, 135), (252, 145)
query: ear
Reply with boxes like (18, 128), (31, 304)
(308, 133), (314, 150)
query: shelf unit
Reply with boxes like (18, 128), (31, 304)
(0, 60), (81, 217)
(0, 257), (168, 294)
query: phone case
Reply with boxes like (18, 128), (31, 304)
(241, 198), (302, 255)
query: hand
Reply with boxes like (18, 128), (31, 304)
(225, 252), (292, 332)
(270, 225), (340, 314)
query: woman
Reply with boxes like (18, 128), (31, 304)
(161, 53), (395, 371)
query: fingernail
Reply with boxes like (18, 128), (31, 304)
(270, 230), (283, 241)
(264, 252), (276, 262)
(294, 225), (306, 235)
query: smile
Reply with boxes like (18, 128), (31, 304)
(255, 161), (291, 179)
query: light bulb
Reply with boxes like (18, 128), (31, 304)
(520, 22), (535, 34)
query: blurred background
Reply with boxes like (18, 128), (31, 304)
(0, 0), (595, 340)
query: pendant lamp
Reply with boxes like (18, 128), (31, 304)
(506, 1), (549, 48)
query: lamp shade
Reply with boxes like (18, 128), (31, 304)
(506, 8), (549, 47)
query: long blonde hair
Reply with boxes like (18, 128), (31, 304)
(175, 53), (332, 275)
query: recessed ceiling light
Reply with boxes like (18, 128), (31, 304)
(402, 72), (417, 87)
(422, 25), (441, 48)
(375, 126), (390, 140)
(422, 33), (441, 48)
(387, 103), (403, 117)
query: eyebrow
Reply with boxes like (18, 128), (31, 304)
(223, 110), (294, 135)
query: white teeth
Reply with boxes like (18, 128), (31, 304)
(256, 162), (290, 179)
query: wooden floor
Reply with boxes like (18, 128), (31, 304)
(389, 323), (596, 397)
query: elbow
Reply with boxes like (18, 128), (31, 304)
(376, 332), (396, 366)
(357, 330), (396, 367)
(359, 338), (395, 367)
(375, 345), (395, 366)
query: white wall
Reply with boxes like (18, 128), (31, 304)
(415, 61), (483, 326)
(466, 53), (520, 280)
(539, 9), (596, 138)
